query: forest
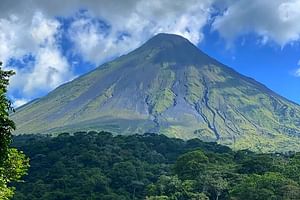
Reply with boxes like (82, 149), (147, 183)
(11, 131), (300, 200)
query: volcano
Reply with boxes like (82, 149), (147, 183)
(12, 33), (300, 152)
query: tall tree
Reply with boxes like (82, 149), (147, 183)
(0, 61), (29, 200)
(0, 61), (15, 161)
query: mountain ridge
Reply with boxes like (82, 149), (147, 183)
(12, 33), (300, 152)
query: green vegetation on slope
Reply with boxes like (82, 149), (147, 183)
(185, 66), (204, 104)
(12, 132), (300, 200)
(147, 64), (176, 115)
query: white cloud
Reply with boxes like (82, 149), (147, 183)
(23, 47), (72, 96)
(294, 59), (300, 77)
(4, 12), (73, 103)
(213, 0), (300, 46)
(295, 69), (300, 77)
(68, 0), (214, 64)
(12, 98), (29, 108)
(30, 12), (60, 45)
(68, 17), (110, 63)
(0, 15), (33, 64)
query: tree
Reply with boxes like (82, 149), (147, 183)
(147, 175), (209, 200)
(199, 173), (228, 200)
(230, 172), (300, 200)
(0, 62), (29, 199)
(174, 150), (208, 180)
(0, 61), (15, 161)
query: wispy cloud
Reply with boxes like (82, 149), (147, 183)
(294, 60), (300, 77)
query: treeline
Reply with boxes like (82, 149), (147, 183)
(11, 131), (300, 200)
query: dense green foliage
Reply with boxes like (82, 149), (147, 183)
(0, 62), (29, 199)
(12, 131), (300, 200)
(0, 61), (15, 161)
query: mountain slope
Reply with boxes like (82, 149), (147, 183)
(11, 33), (300, 152)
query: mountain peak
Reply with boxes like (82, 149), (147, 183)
(143, 33), (196, 49)
(148, 33), (191, 44)
(137, 33), (213, 65)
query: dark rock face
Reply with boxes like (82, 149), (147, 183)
(12, 33), (300, 152)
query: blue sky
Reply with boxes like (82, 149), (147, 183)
(1, 0), (300, 106)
